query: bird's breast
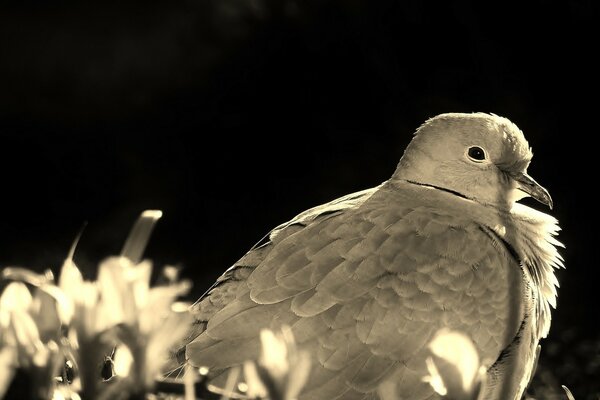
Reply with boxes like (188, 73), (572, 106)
(372, 204), (527, 368)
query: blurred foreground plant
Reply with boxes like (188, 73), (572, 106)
(242, 326), (311, 400)
(0, 278), (63, 400)
(422, 329), (486, 400)
(0, 210), (192, 400)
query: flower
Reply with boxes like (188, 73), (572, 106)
(94, 210), (193, 393)
(103, 256), (193, 391)
(243, 326), (311, 400)
(36, 209), (192, 397)
(0, 280), (64, 399)
(0, 282), (46, 366)
(423, 329), (486, 400)
(53, 254), (116, 400)
(60, 210), (193, 397)
(0, 210), (194, 400)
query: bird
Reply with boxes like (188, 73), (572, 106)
(174, 113), (563, 400)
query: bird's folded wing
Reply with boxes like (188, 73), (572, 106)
(180, 188), (380, 355)
(185, 185), (518, 398)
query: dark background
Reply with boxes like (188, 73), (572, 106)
(1, 1), (598, 398)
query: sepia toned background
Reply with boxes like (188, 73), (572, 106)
(1, 1), (598, 398)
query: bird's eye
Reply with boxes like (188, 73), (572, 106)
(467, 146), (486, 162)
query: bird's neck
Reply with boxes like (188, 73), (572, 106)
(393, 151), (437, 183)
(502, 204), (563, 338)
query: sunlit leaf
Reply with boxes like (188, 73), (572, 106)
(562, 385), (575, 400)
(120, 210), (162, 264)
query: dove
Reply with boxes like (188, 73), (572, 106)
(175, 113), (563, 400)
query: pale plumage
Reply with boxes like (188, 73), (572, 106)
(177, 113), (563, 400)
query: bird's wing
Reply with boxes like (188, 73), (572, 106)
(176, 187), (379, 362)
(185, 183), (523, 399)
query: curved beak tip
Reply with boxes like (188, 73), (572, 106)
(510, 171), (553, 210)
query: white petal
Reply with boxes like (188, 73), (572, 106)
(97, 257), (137, 327)
(428, 329), (480, 392)
(243, 361), (268, 399)
(113, 345), (134, 377)
(259, 329), (289, 380)
(0, 282), (32, 312)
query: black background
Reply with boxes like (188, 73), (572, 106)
(1, 1), (598, 397)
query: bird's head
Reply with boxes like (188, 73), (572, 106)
(394, 113), (552, 210)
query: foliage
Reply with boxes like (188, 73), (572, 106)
(0, 211), (192, 400)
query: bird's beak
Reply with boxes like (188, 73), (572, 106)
(508, 171), (553, 209)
